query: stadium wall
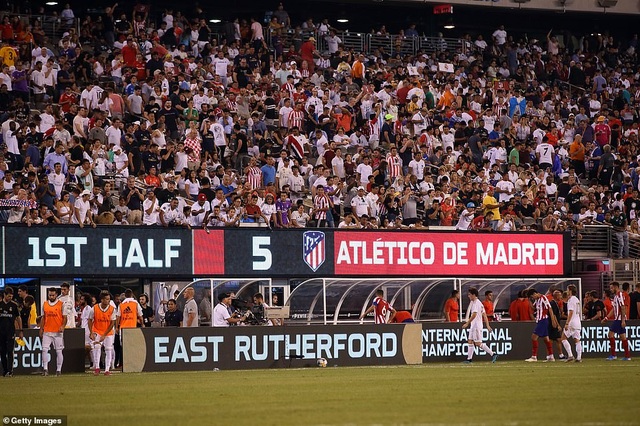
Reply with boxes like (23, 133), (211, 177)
(12, 329), (85, 375)
(122, 324), (423, 372)
(422, 321), (640, 361)
(12, 321), (636, 374)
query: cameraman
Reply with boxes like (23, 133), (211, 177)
(213, 293), (247, 327)
(253, 293), (279, 326)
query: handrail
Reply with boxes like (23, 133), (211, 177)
(261, 28), (465, 58)
(0, 11), (80, 42)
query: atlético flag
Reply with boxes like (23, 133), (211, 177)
(288, 135), (305, 161)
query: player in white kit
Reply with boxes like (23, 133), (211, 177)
(462, 287), (498, 364)
(561, 285), (582, 362)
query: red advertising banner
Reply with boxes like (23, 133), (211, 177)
(334, 232), (565, 276)
(193, 229), (225, 275)
(433, 4), (453, 14)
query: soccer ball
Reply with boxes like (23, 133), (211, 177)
(317, 358), (328, 368)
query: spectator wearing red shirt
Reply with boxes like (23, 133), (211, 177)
(144, 166), (162, 188)
(594, 115), (611, 147)
(58, 86), (78, 113)
(300, 37), (317, 74)
(122, 38), (139, 66)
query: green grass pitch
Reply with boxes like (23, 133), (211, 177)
(1, 360), (638, 426)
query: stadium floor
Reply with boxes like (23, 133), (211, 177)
(0, 360), (636, 426)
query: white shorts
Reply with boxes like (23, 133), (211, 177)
(92, 334), (115, 350)
(468, 327), (483, 343)
(42, 332), (64, 350)
(563, 325), (581, 340)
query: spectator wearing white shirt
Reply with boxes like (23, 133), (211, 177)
(142, 190), (161, 225)
(331, 148), (345, 179)
(492, 25), (507, 46)
(495, 173), (515, 203)
(408, 152), (426, 181)
(71, 190), (96, 228)
(441, 125), (455, 151)
(351, 186), (371, 217)
(105, 118), (123, 147)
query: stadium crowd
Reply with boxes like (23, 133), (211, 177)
(0, 3), (639, 251)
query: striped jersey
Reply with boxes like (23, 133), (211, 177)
(366, 118), (380, 140)
(313, 195), (330, 220)
(612, 290), (625, 321)
(288, 109), (304, 129)
(372, 296), (392, 324)
(534, 296), (552, 322)
(245, 166), (263, 190)
(386, 153), (403, 179)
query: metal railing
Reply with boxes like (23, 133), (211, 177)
(0, 11), (80, 42)
(259, 28), (466, 57)
(575, 225), (611, 260)
(575, 224), (640, 260)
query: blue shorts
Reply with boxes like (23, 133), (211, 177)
(533, 318), (550, 337)
(609, 320), (626, 335)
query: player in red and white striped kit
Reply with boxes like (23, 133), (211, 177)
(525, 288), (560, 362)
(602, 281), (631, 361)
(360, 289), (396, 324)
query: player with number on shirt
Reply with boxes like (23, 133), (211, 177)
(561, 285), (583, 362)
(360, 289), (397, 324)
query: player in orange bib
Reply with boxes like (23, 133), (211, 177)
(40, 288), (67, 376)
(116, 288), (143, 334)
(88, 290), (116, 376)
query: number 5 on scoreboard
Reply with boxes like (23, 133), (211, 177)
(252, 236), (272, 271)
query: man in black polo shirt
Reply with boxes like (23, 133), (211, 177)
(122, 176), (144, 225)
(565, 184), (585, 222)
(157, 100), (180, 140)
(587, 291), (606, 321)
(0, 287), (23, 377)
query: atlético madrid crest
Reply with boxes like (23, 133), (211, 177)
(303, 231), (325, 272)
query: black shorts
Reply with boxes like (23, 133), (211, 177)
(548, 323), (561, 340)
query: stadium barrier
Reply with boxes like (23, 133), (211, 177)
(122, 324), (423, 372)
(422, 320), (640, 362)
(11, 321), (636, 374)
(2, 227), (571, 278)
(12, 329), (85, 375)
